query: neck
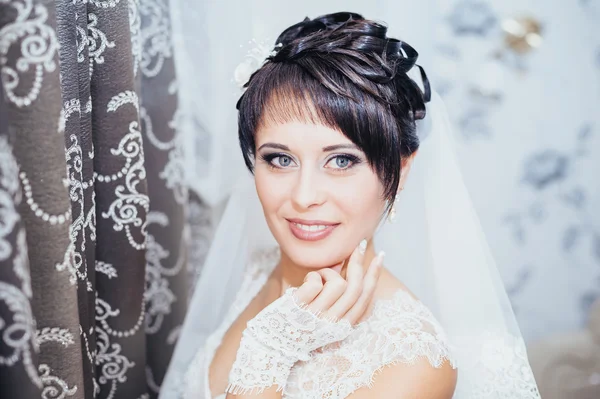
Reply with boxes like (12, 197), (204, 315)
(271, 240), (378, 296)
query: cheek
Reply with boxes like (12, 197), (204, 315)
(333, 170), (385, 231)
(254, 168), (289, 224)
(255, 169), (277, 212)
(253, 165), (386, 269)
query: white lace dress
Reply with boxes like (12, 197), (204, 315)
(182, 250), (455, 399)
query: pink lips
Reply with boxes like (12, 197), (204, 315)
(286, 218), (339, 242)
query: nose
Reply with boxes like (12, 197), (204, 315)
(290, 166), (325, 211)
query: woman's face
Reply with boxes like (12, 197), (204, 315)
(254, 121), (386, 269)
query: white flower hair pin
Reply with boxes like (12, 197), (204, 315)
(234, 39), (283, 89)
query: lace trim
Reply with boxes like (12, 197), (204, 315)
(369, 290), (456, 368)
(183, 248), (280, 399)
(284, 290), (456, 398)
(226, 288), (353, 395)
(184, 247), (539, 399)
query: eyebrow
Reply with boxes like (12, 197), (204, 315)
(321, 144), (359, 152)
(257, 143), (290, 151)
(257, 142), (359, 152)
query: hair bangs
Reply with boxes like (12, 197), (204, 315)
(237, 60), (403, 201)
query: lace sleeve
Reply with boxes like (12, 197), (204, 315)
(282, 290), (456, 399)
(369, 290), (456, 369)
(368, 291), (540, 398)
(181, 248), (280, 399)
(226, 288), (353, 395)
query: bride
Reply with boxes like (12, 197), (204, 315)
(161, 12), (541, 399)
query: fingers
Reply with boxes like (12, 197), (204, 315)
(342, 251), (384, 324)
(346, 239), (367, 287)
(293, 240), (383, 325)
(351, 238), (368, 264)
(325, 241), (366, 319)
(306, 268), (347, 314)
(294, 271), (323, 305)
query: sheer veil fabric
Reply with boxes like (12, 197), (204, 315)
(164, 1), (541, 397)
(162, 90), (541, 398)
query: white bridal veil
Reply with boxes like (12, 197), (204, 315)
(163, 1), (541, 397)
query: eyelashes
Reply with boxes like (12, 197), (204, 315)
(327, 154), (361, 170)
(258, 152), (363, 171)
(259, 152), (296, 169)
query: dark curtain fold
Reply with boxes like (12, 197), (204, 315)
(0, 0), (201, 397)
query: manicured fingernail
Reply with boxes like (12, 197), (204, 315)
(376, 251), (385, 265)
(359, 239), (367, 254)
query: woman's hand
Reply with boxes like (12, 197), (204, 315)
(226, 240), (384, 396)
(294, 240), (385, 325)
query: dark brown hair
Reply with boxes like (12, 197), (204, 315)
(236, 12), (430, 202)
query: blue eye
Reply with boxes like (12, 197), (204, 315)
(335, 157), (350, 168)
(326, 155), (360, 170)
(260, 153), (297, 169)
(277, 155), (292, 167)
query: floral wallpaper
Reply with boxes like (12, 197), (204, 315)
(434, 0), (600, 341)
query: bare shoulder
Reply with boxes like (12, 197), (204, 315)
(377, 266), (417, 296)
(348, 356), (458, 399)
(349, 267), (457, 398)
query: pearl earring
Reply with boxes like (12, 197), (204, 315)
(388, 187), (403, 223)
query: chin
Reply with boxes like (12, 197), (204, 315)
(278, 235), (352, 269)
(265, 217), (360, 268)
(283, 246), (342, 269)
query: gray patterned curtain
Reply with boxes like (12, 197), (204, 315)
(0, 0), (207, 397)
